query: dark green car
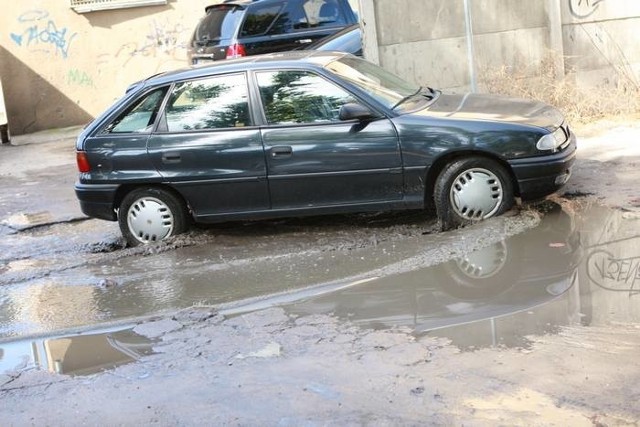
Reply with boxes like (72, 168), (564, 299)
(75, 51), (576, 246)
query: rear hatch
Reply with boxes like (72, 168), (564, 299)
(189, 4), (246, 64)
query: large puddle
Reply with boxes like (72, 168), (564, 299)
(1, 200), (639, 375)
(286, 202), (640, 348)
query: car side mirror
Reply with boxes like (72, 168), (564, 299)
(339, 103), (375, 121)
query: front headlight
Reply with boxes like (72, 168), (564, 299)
(537, 126), (567, 151)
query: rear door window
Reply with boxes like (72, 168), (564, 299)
(273, 1), (309, 32)
(305, 0), (347, 27)
(163, 73), (251, 132)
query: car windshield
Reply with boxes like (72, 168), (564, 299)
(326, 56), (421, 110)
(195, 5), (244, 43)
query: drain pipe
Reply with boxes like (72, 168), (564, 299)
(0, 77), (9, 144)
(463, 0), (477, 92)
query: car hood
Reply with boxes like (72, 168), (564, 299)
(421, 93), (564, 131)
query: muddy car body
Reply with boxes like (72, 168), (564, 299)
(74, 51), (576, 246)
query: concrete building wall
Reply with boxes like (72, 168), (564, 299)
(362, 0), (640, 92)
(561, 1), (640, 88)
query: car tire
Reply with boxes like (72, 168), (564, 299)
(434, 157), (514, 230)
(118, 187), (188, 246)
(1, 124), (10, 144)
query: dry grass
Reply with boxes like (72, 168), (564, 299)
(479, 58), (640, 125)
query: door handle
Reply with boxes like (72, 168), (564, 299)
(270, 146), (293, 158)
(296, 39), (313, 44)
(162, 152), (181, 164)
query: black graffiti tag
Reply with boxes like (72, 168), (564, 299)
(569, 0), (605, 19)
(587, 250), (640, 295)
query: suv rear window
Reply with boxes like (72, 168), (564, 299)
(196, 5), (244, 42)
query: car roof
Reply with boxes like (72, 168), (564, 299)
(144, 50), (348, 87)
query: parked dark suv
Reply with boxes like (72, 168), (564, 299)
(188, 0), (358, 64)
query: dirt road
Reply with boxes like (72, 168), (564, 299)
(1, 118), (639, 425)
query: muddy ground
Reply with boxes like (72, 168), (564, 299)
(0, 118), (639, 425)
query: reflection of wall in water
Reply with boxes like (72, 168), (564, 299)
(6, 282), (98, 333)
(577, 205), (640, 326)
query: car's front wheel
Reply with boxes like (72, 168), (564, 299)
(434, 157), (514, 230)
(118, 187), (188, 246)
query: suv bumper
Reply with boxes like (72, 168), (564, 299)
(509, 134), (577, 201)
(75, 183), (119, 221)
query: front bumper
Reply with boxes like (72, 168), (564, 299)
(74, 182), (119, 221)
(508, 133), (577, 200)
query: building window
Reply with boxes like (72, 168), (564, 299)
(70, 0), (167, 13)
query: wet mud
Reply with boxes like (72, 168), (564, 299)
(0, 206), (538, 340)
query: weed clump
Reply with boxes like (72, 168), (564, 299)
(479, 57), (640, 124)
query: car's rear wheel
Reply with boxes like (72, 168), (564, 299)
(118, 187), (188, 246)
(434, 157), (514, 230)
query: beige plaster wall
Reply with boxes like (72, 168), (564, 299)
(1, 0), (216, 134)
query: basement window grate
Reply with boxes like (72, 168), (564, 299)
(70, 0), (168, 13)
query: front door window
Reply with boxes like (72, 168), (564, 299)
(256, 70), (355, 125)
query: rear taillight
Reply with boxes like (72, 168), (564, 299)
(76, 151), (91, 173)
(226, 43), (246, 59)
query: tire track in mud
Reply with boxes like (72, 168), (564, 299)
(0, 211), (438, 287)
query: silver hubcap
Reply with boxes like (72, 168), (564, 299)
(456, 241), (508, 279)
(450, 167), (503, 220)
(126, 196), (174, 244)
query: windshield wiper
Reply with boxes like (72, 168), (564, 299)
(391, 86), (422, 110)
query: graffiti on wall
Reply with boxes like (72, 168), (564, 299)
(569, 0), (606, 19)
(587, 249), (640, 296)
(10, 10), (78, 59)
(67, 69), (94, 87)
(115, 19), (187, 65)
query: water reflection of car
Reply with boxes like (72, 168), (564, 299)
(287, 202), (581, 333)
(305, 23), (362, 56)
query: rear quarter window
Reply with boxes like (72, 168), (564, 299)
(102, 87), (168, 134)
(240, 3), (285, 37)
